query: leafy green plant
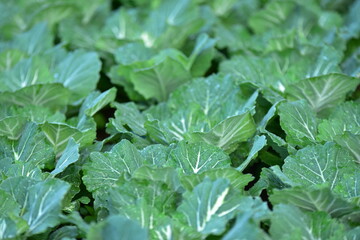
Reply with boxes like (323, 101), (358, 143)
(0, 0), (359, 239)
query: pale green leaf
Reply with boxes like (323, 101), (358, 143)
(12, 23), (53, 55)
(223, 212), (270, 240)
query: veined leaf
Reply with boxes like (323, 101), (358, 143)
(41, 122), (95, 154)
(286, 73), (360, 115)
(0, 83), (71, 109)
(278, 100), (318, 146)
(187, 112), (256, 152)
(83, 140), (145, 193)
(0, 116), (27, 140)
(0, 57), (53, 92)
(130, 50), (191, 101)
(178, 178), (242, 236)
(270, 187), (359, 218)
(23, 179), (70, 234)
(54, 50), (101, 101)
(270, 204), (347, 239)
(169, 141), (230, 174)
(283, 142), (360, 198)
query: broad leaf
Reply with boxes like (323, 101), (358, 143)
(270, 186), (359, 218)
(83, 140), (145, 192)
(187, 112), (256, 152)
(54, 50), (101, 101)
(270, 204), (346, 239)
(0, 83), (71, 109)
(286, 73), (360, 115)
(278, 100), (317, 146)
(23, 179), (70, 234)
(178, 178), (243, 236)
(169, 141), (230, 174)
(283, 142), (360, 198)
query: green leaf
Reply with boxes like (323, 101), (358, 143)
(145, 103), (209, 144)
(0, 216), (28, 239)
(270, 186), (359, 218)
(178, 178), (242, 236)
(54, 50), (101, 101)
(220, 55), (282, 88)
(187, 112), (256, 152)
(0, 122), (54, 167)
(0, 189), (20, 217)
(83, 140), (145, 192)
(270, 204), (346, 240)
(0, 49), (26, 71)
(283, 142), (360, 197)
(0, 83), (71, 109)
(5, 162), (43, 180)
(187, 33), (216, 77)
(223, 212), (270, 240)
(278, 100), (318, 146)
(49, 226), (78, 240)
(81, 88), (117, 117)
(0, 177), (38, 207)
(0, 57), (53, 92)
(169, 74), (254, 121)
(334, 132), (360, 163)
(237, 135), (267, 171)
(23, 179), (70, 234)
(0, 116), (27, 140)
(286, 73), (360, 115)
(41, 122), (95, 154)
(140, 144), (169, 167)
(133, 166), (181, 191)
(249, 1), (295, 34)
(114, 42), (155, 65)
(110, 102), (146, 136)
(12, 23), (53, 55)
(317, 101), (360, 141)
(129, 50), (191, 101)
(51, 138), (80, 176)
(180, 168), (254, 193)
(87, 215), (148, 240)
(97, 179), (176, 220)
(168, 141), (230, 174)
